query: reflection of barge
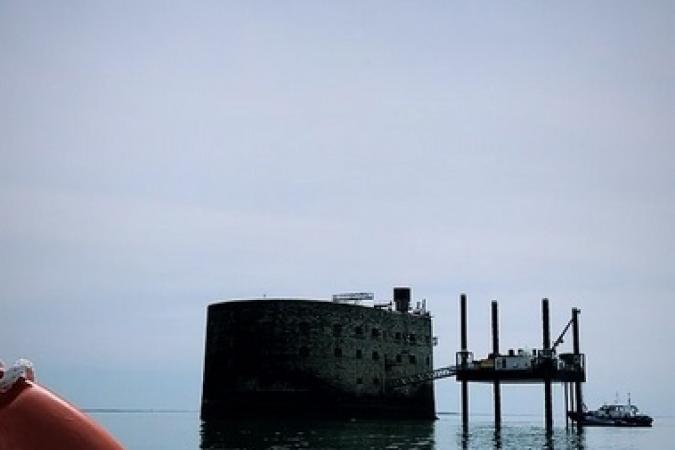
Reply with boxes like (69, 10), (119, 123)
(200, 287), (436, 420)
(569, 398), (653, 427)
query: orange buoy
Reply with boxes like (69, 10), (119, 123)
(0, 361), (124, 450)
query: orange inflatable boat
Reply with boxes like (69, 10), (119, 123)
(0, 359), (124, 450)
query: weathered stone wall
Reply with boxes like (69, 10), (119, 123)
(201, 299), (435, 419)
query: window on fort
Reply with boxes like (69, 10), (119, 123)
(425, 355), (430, 366)
(409, 355), (417, 364)
(334, 347), (342, 357)
(396, 354), (402, 363)
(372, 351), (380, 361)
(371, 328), (380, 338)
(425, 335), (431, 344)
(355, 326), (363, 336)
(395, 332), (401, 340)
(333, 324), (342, 336)
(299, 322), (310, 337)
(356, 377), (363, 384)
(356, 349), (362, 359)
(409, 334), (416, 344)
(373, 377), (380, 385)
(299, 347), (309, 357)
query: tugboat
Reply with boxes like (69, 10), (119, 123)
(569, 394), (653, 427)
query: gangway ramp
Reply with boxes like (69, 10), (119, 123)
(388, 366), (457, 388)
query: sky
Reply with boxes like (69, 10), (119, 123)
(1, 1), (674, 417)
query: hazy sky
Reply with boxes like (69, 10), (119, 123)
(2, 1), (674, 416)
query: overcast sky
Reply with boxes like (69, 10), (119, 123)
(2, 1), (674, 416)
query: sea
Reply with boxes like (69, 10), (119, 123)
(90, 411), (673, 449)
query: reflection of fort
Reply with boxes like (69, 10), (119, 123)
(201, 287), (436, 420)
(200, 419), (435, 449)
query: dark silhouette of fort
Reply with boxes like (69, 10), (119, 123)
(200, 287), (435, 420)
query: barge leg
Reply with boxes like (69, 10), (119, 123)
(544, 383), (553, 431)
(542, 298), (553, 432)
(491, 300), (501, 428)
(570, 382), (575, 422)
(564, 382), (569, 429)
(572, 307), (584, 429)
(493, 381), (501, 428)
(460, 293), (469, 430)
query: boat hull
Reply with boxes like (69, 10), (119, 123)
(568, 412), (653, 427)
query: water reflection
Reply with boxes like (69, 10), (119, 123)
(201, 418), (435, 449)
(456, 423), (586, 450)
(200, 417), (590, 449)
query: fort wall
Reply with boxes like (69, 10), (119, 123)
(201, 299), (435, 419)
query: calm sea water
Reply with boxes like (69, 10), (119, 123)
(92, 412), (674, 449)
